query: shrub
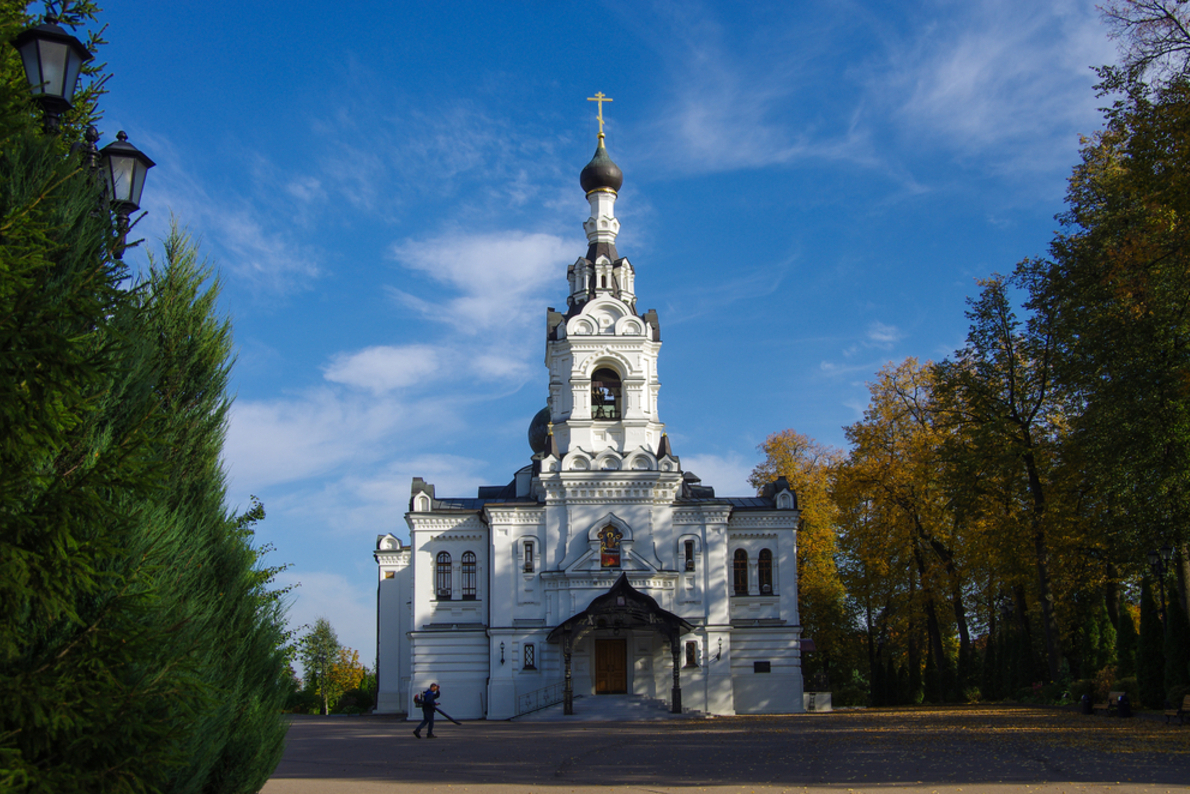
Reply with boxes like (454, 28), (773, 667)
(285, 690), (322, 715)
(1092, 665), (1118, 701)
(1111, 676), (1139, 706)
(1070, 678), (1095, 701)
(834, 683), (867, 708)
(335, 687), (375, 713)
(1167, 683), (1190, 708)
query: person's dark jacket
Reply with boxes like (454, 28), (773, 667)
(421, 688), (440, 713)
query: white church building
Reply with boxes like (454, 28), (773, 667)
(374, 107), (804, 719)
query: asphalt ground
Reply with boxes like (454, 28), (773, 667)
(261, 705), (1190, 794)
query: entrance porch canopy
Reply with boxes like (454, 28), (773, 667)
(547, 573), (694, 714)
(547, 572), (694, 643)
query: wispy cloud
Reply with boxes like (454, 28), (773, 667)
(125, 129), (323, 294)
(866, 321), (903, 347)
(390, 230), (572, 334)
(876, 0), (1117, 173)
(323, 345), (444, 394)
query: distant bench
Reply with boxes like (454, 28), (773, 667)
(1165, 695), (1190, 725)
(1093, 691), (1126, 716)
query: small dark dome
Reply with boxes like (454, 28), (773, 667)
(580, 138), (623, 194)
(528, 407), (551, 454)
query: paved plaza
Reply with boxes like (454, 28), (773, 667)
(262, 704), (1190, 794)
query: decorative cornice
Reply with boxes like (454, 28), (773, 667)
(729, 516), (797, 529)
(674, 509), (732, 525)
(728, 530), (780, 540)
(409, 516), (486, 532)
(541, 573), (677, 590)
(485, 508), (545, 525)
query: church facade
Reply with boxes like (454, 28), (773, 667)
(374, 113), (804, 719)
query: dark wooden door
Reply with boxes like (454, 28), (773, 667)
(595, 638), (627, 694)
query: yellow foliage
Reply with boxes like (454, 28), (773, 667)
(321, 647), (367, 710)
(750, 429), (849, 658)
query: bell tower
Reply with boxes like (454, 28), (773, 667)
(541, 104), (667, 470)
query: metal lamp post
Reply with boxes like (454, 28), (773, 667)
(98, 131), (156, 259)
(12, 15), (92, 133)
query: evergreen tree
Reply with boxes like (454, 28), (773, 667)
(128, 228), (290, 793)
(981, 632), (998, 700)
(1164, 595), (1190, 698)
(1138, 578), (1165, 708)
(1079, 601), (1101, 678)
(924, 650), (940, 703)
(1116, 605), (1139, 679)
(870, 650), (885, 706)
(0, 6), (289, 789)
(1096, 596), (1118, 671)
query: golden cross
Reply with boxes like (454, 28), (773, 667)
(587, 92), (613, 138)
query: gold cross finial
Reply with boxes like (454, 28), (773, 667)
(587, 92), (613, 139)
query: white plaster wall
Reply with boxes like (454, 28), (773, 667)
(375, 541), (410, 715)
(409, 630), (489, 720)
(730, 629), (804, 714)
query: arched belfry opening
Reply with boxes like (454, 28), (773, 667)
(591, 367), (622, 420)
(547, 573), (694, 715)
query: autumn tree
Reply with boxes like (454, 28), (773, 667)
(934, 276), (1071, 682)
(299, 618), (342, 715)
(750, 430), (854, 687)
(835, 359), (972, 702)
(1102, 0), (1190, 87)
(326, 648), (369, 712)
(1023, 0), (1190, 621)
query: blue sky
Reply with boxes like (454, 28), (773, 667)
(87, 0), (1118, 662)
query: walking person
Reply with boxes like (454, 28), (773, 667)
(413, 683), (441, 738)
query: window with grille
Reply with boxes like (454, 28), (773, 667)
(523, 643), (536, 670)
(758, 548), (773, 594)
(524, 541), (534, 572)
(436, 551), (452, 599)
(685, 641), (698, 668)
(462, 551), (477, 599)
(733, 549), (748, 596)
(684, 540), (695, 571)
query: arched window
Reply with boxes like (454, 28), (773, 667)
(733, 549), (748, 596)
(461, 551), (477, 600)
(758, 549), (773, 595)
(436, 552), (452, 599)
(684, 540), (695, 572)
(591, 367), (622, 420)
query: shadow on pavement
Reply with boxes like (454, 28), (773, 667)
(266, 706), (1190, 790)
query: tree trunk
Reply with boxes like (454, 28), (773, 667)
(1105, 562), (1122, 628)
(1177, 542), (1190, 616)
(1022, 447), (1062, 681)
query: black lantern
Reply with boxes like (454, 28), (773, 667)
(12, 15), (92, 132)
(99, 131), (155, 259)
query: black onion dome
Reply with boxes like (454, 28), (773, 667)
(580, 138), (623, 194)
(528, 407), (551, 454)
